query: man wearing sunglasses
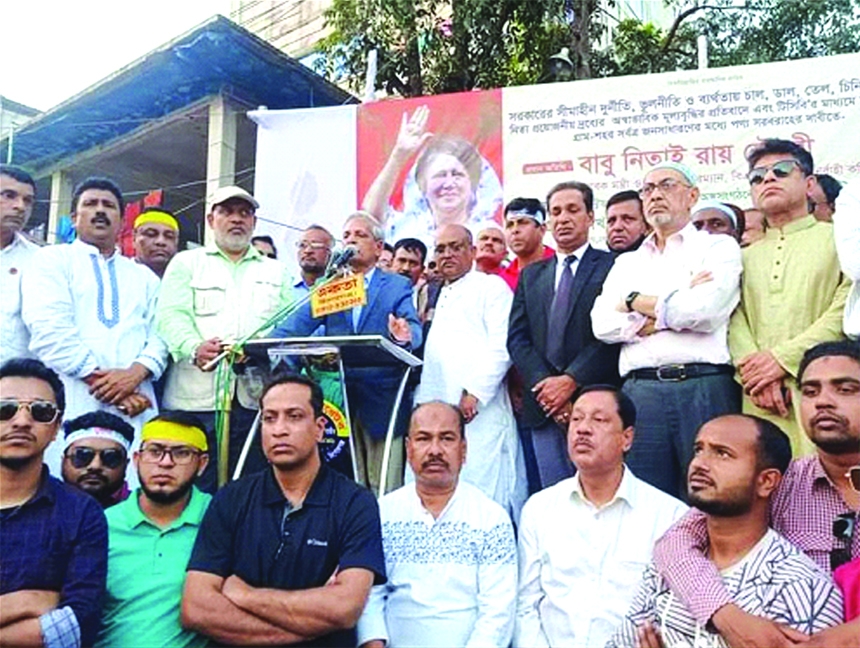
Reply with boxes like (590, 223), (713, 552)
(654, 340), (860, 647)
(0, 358), (107, 648)
(728, 139), (850, 456)
(61, 411), (134, 508)
(95, 413), (211, 648)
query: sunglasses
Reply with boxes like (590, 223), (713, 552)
(830, 512), (856, 571)
(0, 399), (60, 423)
(65, 446), (127, 470)
(747, 159), (802, 185)
(847, 466), (860, 493)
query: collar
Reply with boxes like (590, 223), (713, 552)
(262, 464), (333, 508)
(555, 241), (590, 265)
(570, 465), (636, 510)
(123, 486), (209, 530)
(808, 454), (843, 494)
(764, 214), (817, 238)
(72, 237), (117, 259)
(2, 231), (35, 252)
(205, 243), (261, 263)
(642, 220), (697, 253)
(409, 480), (461, 521)
(362, 266), (376, 286)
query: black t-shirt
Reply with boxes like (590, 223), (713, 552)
(188, 465), (386, 647)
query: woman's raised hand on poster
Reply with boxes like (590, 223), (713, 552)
(393, 106), (433, 160)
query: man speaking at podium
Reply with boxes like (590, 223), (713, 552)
(273, 212), (422, 494)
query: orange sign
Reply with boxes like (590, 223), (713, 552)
(311, 274), (367, 318)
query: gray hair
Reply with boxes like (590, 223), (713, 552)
(344, 211), (385, 242)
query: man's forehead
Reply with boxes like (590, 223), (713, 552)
(0, 375), (54, 399)
(644, 168), (687, 184)
(802, 355), (860, 383)
(214, 197), (255, 212)
(549, 189), (584, 207)
(607, 200), (642, 215)
(80, 189), (118, 203)
(302, 229), (330, 242)
(0, 175), (35, 195)
(70, 437), (124, 450)
(697, 416), (757, 449)
(262, 382), (313, 408)
(478, 228), (504, 240)
(394, 247), (420, 260)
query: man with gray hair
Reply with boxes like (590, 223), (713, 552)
(592, 162), (742, 497)
(273, 212), (422, 493)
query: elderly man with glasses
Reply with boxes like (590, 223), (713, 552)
(592, 162), (743, 498)
(654, 339), (860, 647)
(727, 139), (851, 456)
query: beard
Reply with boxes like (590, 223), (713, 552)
(140, 476), (195, 505)
(812, 435), (860, 455)
(688, 483), (755, 517)
(0, 455), (35, 470)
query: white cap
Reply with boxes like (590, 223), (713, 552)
(209, 185), (260, 210)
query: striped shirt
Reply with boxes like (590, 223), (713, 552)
(609, 529), (844, 648)
(654, 455), (859, 624)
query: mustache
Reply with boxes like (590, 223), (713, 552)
(91, 214), (111, 226)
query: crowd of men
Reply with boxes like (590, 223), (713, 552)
(0, 135), (858, 648)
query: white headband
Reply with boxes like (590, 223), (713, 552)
(693, 200), (738, 228)
(63, 427), (132, 452)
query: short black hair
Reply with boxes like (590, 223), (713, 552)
(606, 190), (642, 211)
(383, 242), (394, 254)
(747, 139), (813, 176)
(150, 410), (207, 434)
(815, 174), (843, 206)
(393, 238), (427, 264)
(798, 340), (860, 383)
(504, 197), (546, 221)
(71, 177), (125, 215)
(0, 164), (36, 191)
(572, 384), (636, 429)
(63, 411), (135, 446)
(546, 181), (595, 213)
(251, 235), (277, 256)
(260, 372), (324, 418)
(748, 415), (792, 475)
(0, 358), (66, 413)
(409, 401), (466, 440)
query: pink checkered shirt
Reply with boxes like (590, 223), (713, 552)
(654, 455), (859, 625)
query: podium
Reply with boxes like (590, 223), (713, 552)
(239, 335), (422, 497)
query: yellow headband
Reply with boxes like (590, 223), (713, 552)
(134, 210), (178, 231)
(141, 419), (208, 452)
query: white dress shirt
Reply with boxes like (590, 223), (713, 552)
(415, 271), (526, 518)
(1, 232), (39, 364)
(553, 241), (591, 290)
(358, 480), (517, 648)
(591, 223), (742, 377)
(834, 181), (860, 339)
(22, 240), (168, 479)
(515, 467), (687, 648)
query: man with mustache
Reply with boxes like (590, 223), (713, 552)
(94, 413), (211, 648)
(22, 177), (169, 483)
(605, 190), (649, 255)
(729, 140), (850, 455)
(516, 385), (687, 648)
(654, 339), (860, 647)
(592, 162), (742, 498)
(357, 401), (517, 648)
(292, 224), (334, 298)
(157, 186), (294, 492)
(609, 414), (843, 648)
(61, 411), (133, 508)
(0, 358), (107, 648)
(133, 207), (179, 278)
(474, 225), (508, 277)
(0, 165), (39, 365)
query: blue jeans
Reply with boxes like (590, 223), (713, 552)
(622, 372), (740, 499)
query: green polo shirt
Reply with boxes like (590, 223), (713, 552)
(94, 487), (212, 648)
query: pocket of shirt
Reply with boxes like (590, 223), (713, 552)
(252, 278), (282, 316)
(192, 283), (227, 316)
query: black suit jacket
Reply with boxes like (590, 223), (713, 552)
(507, 245), (620, 427)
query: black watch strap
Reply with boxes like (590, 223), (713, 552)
(625, 291), (640, 312)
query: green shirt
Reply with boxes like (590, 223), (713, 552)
(94, 487), (213, 648)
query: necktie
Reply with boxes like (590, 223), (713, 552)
(546, 255), (576, 370)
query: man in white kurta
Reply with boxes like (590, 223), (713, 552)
(415, 224), (526, 518)
(358, 402), (517, 648)
(21, 178), (167, 480)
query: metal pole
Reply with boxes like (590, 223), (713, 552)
(377, 367), (411, 499)
(233, 411), (261, 481)
(338, 355), (360, 482)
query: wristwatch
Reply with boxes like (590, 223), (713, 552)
(625, 291), (640, 313)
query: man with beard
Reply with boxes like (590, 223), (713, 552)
(133, 207), (179, 278)
(655, 339), (860, 647)
(23, 177), (169, 483)
(592, 163), (742, 497)
(358, 402), (517, 648)
(1, 165), (39, 365)
(293, 225), (334, 298)
(609, 414), (843, 648)
(94, 412), (211, 648)
(0, 358), (107, 648)
(157, 186), (293, 491)
(61, 411), (133, 508)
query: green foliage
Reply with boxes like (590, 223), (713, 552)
(315, 0), (860, 97)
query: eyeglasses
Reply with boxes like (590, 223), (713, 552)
(847, 466), (860, 493)
(638, 178), (691, 199)
(434, 241), (468, 256)
(830, 512), (856, 571)
(296, 241), (329, 251)
(139, 444), (201, 464)
(0, 399), (60, 423)
(746, 159), (802, 185)
(65, 446), (127, 470)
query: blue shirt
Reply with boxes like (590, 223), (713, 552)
(0, 467), (108, 646)
(188, 465), (386, 647)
